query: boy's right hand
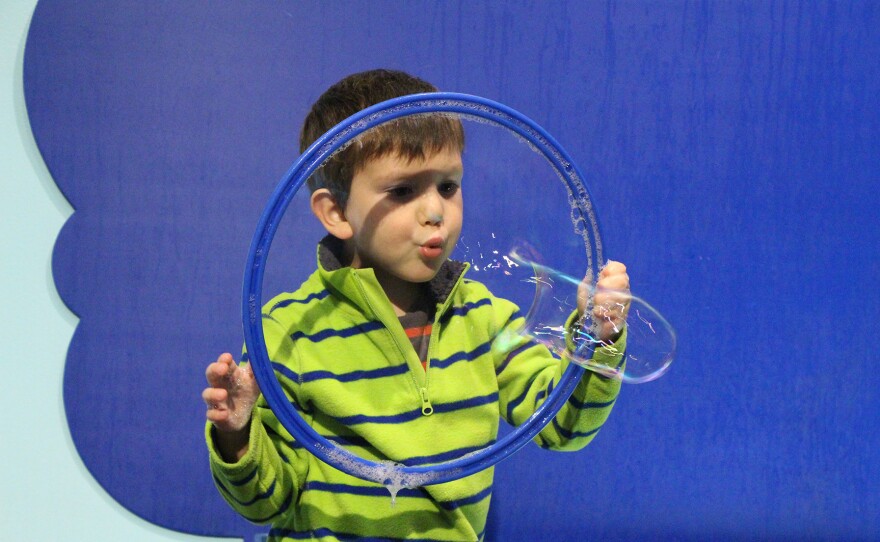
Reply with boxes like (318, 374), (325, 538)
(203, 352), (261, 436)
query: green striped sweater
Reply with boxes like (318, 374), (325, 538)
(207, 238), (624, 541)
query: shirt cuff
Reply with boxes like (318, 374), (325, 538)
(205, 409), (264, 476)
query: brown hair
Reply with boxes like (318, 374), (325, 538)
(299, 69), (464, 207)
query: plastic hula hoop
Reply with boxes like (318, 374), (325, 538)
(243, 92), (604, 487)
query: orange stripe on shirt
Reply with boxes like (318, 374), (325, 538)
(405, 324), (432, 339)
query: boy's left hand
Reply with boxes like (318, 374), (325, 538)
(577, 260), (630, 343)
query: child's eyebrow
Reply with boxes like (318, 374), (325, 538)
(387, 168), (462, 183)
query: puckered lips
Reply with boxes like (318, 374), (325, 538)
(419, 236), (445, 259)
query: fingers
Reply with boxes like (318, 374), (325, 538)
(599, 260), (627, 277)
(204, 353), (238, 422)
(592, 299), (627, 324)
(576, 261), (631, 326)
(598, 260), (629, 289)
(576, 276), (591, 315)
(203, 386), (230, 423)
(205, 352), (236, 387)
(593, 287), (630, 311)
(202, 386), (228, 406)
(203, 351), (262, 430)
(593, 261), (631, 342)
(595, 261), (630, 307)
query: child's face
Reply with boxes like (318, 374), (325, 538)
(344, 148), (464, 285)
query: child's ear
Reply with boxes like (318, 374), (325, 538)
(310, 188), (353, 239)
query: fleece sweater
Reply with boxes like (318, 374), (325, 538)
(207, 237), (624, 541)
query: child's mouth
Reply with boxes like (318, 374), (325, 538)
(420, 239), (444, 259)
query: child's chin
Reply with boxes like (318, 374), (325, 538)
(407, 266), (443, 284)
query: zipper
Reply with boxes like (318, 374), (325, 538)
(419, 387), (434, 416)
(419, 313), (438, 417)
(352, 265), (469, 419)
(419, 266), (469, 417)
(352, 272), (435, 417)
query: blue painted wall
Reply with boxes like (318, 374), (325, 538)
(19, 1), (879, 540)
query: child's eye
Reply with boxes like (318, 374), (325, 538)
(439, 181), (460, 197)
(387, 185), (415, 199)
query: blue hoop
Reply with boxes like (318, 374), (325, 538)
(243, 92), (603, 487)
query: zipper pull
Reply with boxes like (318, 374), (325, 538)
(419, 387), (434, 416)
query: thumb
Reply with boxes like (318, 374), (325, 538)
(237, 359), (262, 397)
(577, 274), (592, 317)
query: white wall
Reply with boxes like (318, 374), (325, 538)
(0, 3), (231, 540)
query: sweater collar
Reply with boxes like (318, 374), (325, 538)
(316, 235), (468, 309)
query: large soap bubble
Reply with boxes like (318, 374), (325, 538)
(501, 243), (675, 383)
(244, 93), (675, 492)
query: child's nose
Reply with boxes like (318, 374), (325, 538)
(419, 190), (444, 225)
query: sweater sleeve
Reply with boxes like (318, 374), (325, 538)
(206, 405), (305, 524)
(493, 298), (624, 451)
(205, 310), (311, 524)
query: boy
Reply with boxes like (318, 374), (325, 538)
(203, 69), (630, 541)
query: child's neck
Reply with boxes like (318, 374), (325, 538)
(341, 244), (432, 317)
(373, 268), (431, 317)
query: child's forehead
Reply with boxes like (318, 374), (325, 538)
(355, 148), (464, 180)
